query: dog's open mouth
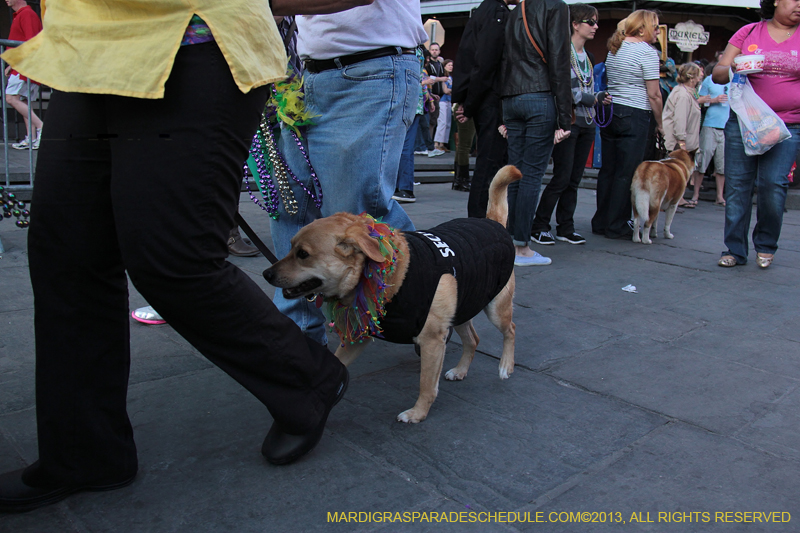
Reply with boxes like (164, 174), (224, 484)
(282, 278), (323, 299)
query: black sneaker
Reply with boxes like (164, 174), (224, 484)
(555, 233), (586, 245)
(392, 190), (416, 203)
(531, 231), (555, 245)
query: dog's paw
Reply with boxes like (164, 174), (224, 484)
(397, 409), (426, 424)
(664, 232), (674, 239)
(445, 368), (467, 381)
(632, 234), (641, 243)
(642, 237), (652, 245)
(498, 365), (513, 379)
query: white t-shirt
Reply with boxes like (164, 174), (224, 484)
(297, 1), (428, 60)
(606, 41), (660, 111)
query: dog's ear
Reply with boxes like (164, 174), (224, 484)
(688, 149), (698, 161)
(341, 225), (387, 263)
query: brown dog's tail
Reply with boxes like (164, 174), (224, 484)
(486, 165), (522, 227)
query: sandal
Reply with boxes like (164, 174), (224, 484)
(718, 255), (738, 267)
(756, 254), (773, 269)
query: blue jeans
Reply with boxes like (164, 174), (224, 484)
(397, 114), (421, 192)
(722, 116), (800, 264)
(592, 104), (651, 238)
(270, 53), (419, 343)
(414, 112), (434, 152)
(503, 93), (557, 246)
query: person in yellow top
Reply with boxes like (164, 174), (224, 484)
(0, 0), (373, 514)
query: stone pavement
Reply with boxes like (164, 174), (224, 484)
(1, 184), (799, 532)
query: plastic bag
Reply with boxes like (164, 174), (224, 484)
(728, 73), (791, 156)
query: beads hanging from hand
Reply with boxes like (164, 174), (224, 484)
(0, 186), (30, 228)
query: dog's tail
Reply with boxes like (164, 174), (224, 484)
(486, 165), (522, 227)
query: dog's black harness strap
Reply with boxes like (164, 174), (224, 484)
(234, 212), (280, 264)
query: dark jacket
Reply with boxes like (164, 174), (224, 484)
(500, 0), (572, 130)
(379, 219), (515, 344)
(451, 0), (511, 119)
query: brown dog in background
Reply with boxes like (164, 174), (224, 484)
(631, 149), (696, 244)
(264, 166), (521, 424)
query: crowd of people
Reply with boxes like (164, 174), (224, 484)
(0, 0), (798, 515)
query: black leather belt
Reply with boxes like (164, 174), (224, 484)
(304, 46), (416, 74)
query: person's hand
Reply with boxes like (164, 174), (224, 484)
(498, 125), (507, 139)
(601, 92), (612, 106)
(554, 129), (571, 144)
(657, 125), (665, 137)
(454, 104), (468, 123)
(4, 65), (10, 77)
(716, 94), (728, 104)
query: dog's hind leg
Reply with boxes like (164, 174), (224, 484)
(397, 276), (457, 424)
(445, 321), (479, 381)
(484, 273), (516, 379)
(663, 203), (678, 239)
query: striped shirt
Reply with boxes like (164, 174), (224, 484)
(606, 41), (660, 111)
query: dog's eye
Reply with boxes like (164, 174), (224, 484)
(296, 249), (309, 260)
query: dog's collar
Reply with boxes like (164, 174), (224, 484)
(325, 213), (401, 347)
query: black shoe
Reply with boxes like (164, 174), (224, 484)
(228, 235), (261, 257)
(555, 233), (586, 245)
(391, 190), (416, 203)
(531, 231), (555, 245)
(261, 366), (349, 465)
(0, 464), (136, 514)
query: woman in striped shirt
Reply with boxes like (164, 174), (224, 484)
(591, 10), (663, 239)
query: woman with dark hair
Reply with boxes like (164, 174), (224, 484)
(591, 9), (662, 239)
(531, 3), (611, 245)
(712, 0), (800, 268)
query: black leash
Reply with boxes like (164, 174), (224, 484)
(234, 212), (280, 265)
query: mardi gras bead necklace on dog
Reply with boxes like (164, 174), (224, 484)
(325, 214), (401, 347)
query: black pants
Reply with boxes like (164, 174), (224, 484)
(592, 104), (651, 238)
(26, 42), (343, 486)
(532, 123), (595, 236)
(467, 93), (508, 218)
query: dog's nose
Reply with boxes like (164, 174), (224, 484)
(263, 268), (275, 283)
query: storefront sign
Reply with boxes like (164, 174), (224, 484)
(668, 21), (710, 52)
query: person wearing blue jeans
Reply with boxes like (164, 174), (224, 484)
(720, 116), (800, 267)
(394, 114), (421, 203)
(271, 3), (426, 343)
(503, 93), (557, 262)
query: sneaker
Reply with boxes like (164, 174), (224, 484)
(514, 251), (552, 266)
(414, 150), (428, 156)
(531, 231), (555, 245)
(131, 305), (166, 325)
(427, 149), (445, 157)
(555, 232), (586, 245)
(11, 137), (30, 150)
(32, 128), (42, 150)
(392, 190), (416, 203)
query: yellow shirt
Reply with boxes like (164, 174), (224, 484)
(1, 0), (287, 99)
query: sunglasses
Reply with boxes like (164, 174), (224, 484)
(580, 19), (599, 27)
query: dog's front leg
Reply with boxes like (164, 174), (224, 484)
(397, 276), (457, 424)
(334, 341), (370, 367)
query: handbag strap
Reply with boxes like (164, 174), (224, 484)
(521, 1), (547, 64)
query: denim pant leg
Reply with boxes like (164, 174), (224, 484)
(396, 114), (420, 191)
(753, 124), (800, 254)
(723, 115), (758, 263)
(555, 124), (596, 235)
(592, 124), (617, 234)
(415, 112), (434, 152)
(503, 93), (557, 246)
(270, 123), (327, 345)
(303, 54), (418, 231)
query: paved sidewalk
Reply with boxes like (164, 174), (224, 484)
(1, 185), (799, 532)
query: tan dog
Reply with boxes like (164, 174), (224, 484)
(264, 166), (521, 423)
(631, 149), (696, 244)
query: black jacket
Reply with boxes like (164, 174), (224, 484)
(451, 0), (511, 119)
(500, 0), (573, 130)
(379, 219), (515, 344)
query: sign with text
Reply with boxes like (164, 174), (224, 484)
(668, 21), (710, 52)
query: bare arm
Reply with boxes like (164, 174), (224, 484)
(646, 79), (663, 132)
(712, 43), (741, 84)
(271, 0), (374, 16)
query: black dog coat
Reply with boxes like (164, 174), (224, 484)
(379, 218), (514, 344)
